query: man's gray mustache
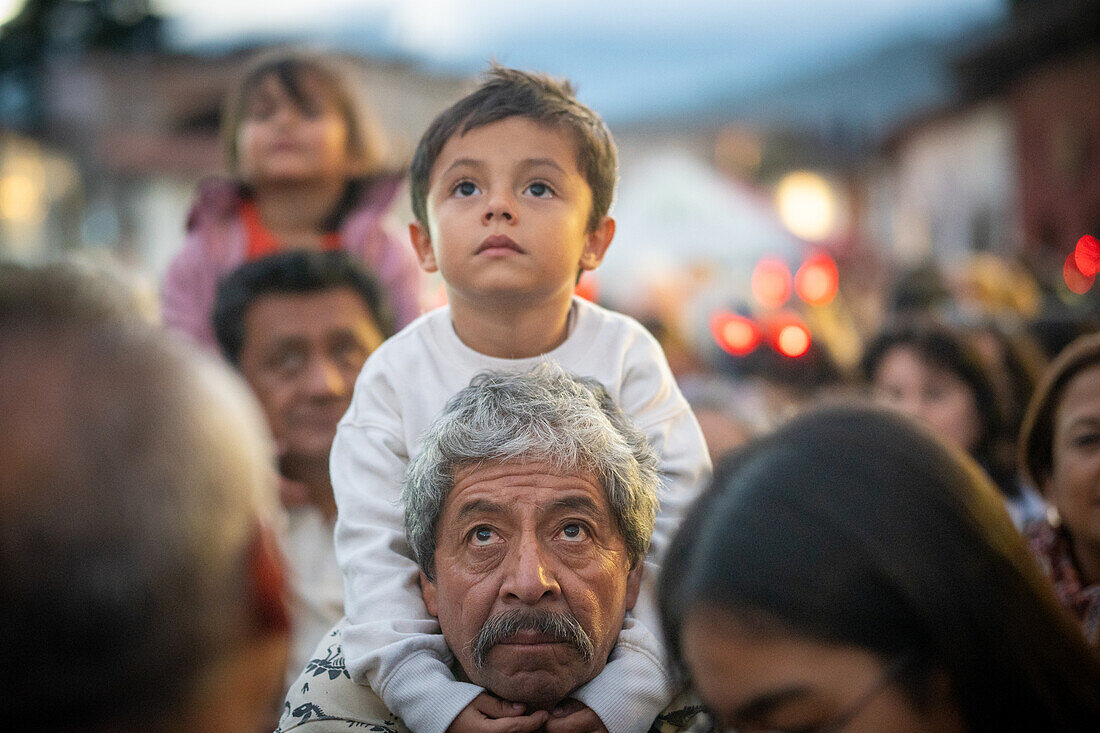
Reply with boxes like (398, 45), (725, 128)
(468, 608), (594, 669)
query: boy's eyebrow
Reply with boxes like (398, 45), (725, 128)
(440, 158), (483, 176)
(519, 158), (567, 174)
(439, 157), (569, 177)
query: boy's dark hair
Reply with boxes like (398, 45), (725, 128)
(410, 66), (618, 233)
(213, 250), (395, 365)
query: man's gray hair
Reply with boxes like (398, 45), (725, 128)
(404, 363), (659, 581)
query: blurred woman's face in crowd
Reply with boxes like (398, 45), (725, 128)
(873, 346), (982, 455)
(1047, 364), (1100, 566)
(681, 606), (964, 733)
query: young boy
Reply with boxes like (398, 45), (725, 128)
(331, 67), (711, 733)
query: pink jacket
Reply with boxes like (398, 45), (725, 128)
(161, 175), (422, 350)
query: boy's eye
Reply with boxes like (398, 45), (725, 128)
(525, 181), (554, 198)
(453, 181), (480, 198)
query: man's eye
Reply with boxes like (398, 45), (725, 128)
(471, 526), (496, 546)
(525, 181), (554, 198)
(453, 181), (479, 197)
(332, 340), (368, 369)
(271, 350), (305, 374)
(558, 523), (588, 542)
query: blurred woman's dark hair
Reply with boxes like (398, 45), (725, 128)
(1020, 332), (1100, 490)
(860, 320), (1017, 497)
(659, 405), (1100, 731)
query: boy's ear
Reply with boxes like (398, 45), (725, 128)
(419, 570), (439, 617)
(579, 216), (615, 271)
(409, 222), (439, 273)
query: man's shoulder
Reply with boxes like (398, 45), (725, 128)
(278, 626), (412, 733)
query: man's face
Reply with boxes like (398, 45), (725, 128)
(420, 460), (642, 707)
(237, 287), (382, 463)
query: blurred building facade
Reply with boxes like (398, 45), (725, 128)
(0, 0), (467, 275)
(957, 0), (1100, 292)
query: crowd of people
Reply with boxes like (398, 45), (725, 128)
(3, 48), (1099, 732)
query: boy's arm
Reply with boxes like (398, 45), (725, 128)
(570, 563), (675, 733)
(331, 368), (481, 733)
(570, 323), (712, 731)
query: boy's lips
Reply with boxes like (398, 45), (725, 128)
(476, 235), (524, 255)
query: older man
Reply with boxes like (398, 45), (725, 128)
(212, 250), (394, 682)
(0, 262), (289, 732)
(278, 365), (702, 733)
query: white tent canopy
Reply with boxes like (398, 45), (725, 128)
(599, 150), (806, 312)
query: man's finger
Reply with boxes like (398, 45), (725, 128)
(487, 710), (550, 733)
(544, 706), (607, 733)
(470, 691), (525, 719)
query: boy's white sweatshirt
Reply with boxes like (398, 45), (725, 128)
(331, 297), (711, 733)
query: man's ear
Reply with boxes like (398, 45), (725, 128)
(624, 557), (643, 612)
(579, 216), (615, 272)
(419, 569), (439, 617)
(410, 222), (439, 273)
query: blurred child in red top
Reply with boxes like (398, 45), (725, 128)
(162, 49), (421, 349)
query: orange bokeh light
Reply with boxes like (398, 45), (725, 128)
(751, 258), (792, 309)
(794, 253), (839, 306)
(710, 312), (760, 356)
(774, 321), (811, 358)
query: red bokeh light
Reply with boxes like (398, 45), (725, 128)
(1064, 251), (1095, 295)
(1074, 235), (1100, 278)
(710, 312), (760, 356)
(751, 258), (792, 309)
(794, 253), (839, 306)
(574, 272), (599, 302)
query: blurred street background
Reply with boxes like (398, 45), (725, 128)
(2, 0), (1098, 387)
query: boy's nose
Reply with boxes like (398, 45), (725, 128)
(483, 193), (516, 224)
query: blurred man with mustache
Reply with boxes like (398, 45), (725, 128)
(279, 365), (702, 732)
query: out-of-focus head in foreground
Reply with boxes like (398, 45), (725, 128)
(0, 262), (289, 732)
(660, 404), (1100, 733)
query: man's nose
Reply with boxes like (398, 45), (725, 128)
(499, 539), (560, 605)
(302, 357), (346, 397)
(482, 189), (516, 224)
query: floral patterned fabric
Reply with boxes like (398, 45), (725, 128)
(277, 623), (709, 732)
(1026, 519), (1100, 648)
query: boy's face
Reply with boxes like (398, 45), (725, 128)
(410, 116), (614, 307)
